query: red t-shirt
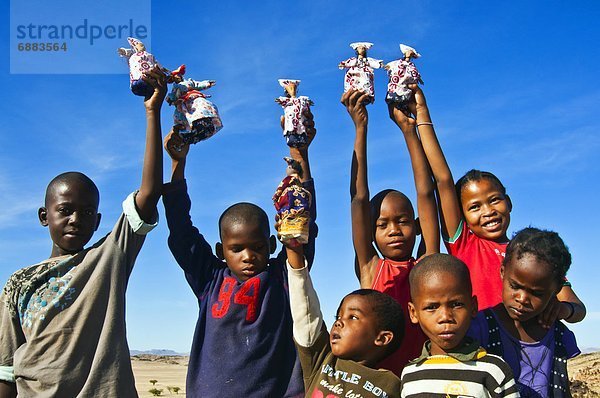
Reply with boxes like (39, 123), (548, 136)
(444, 221), (507, 310)
(371, 257), (427, 376)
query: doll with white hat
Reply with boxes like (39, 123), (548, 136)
(166, 67), (223, 145)
(338, 42), (384, 104)
(275, 79), (314, 148)
(272, 157), (312, 246)
(384, 44), (423, 110)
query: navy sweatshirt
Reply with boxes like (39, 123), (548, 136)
(163, 179), (317, 397)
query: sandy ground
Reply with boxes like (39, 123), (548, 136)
(131, 352), (600, 397)
(131, 355), (187, 397)
(569, 351), (600, 397)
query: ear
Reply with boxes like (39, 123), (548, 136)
(38, 207), (48, 227)
(269, 235), (277, 255)
(471, 295), (479, 317)
(506, 194), (513, 212)
(374, 330), (394, 347)
(414, 217), (422, 236)
(94, 213), (102, 231)
(408, 302), (419, 324)
(215, 242), (224, 260)
(500, 265), (505, 280)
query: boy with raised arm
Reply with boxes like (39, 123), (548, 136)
(162, 113), (317, 397)
(0, 66), (166, 398)
(343, 89), (439, 374)
(286, 240), (403, 398)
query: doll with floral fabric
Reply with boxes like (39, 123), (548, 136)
(273, 157), (312, 246)
(118, 37), (169, 97)
(275, 79), (314, 148)
(166, 68), (223, 145)
(385, 44), (423, 111)
(338, 42), (383, 104)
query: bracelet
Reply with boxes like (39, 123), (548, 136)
(564, 301), (576, 321)
(416, 122), (433, 127)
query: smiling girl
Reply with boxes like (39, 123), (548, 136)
(410, 84), (585, 326)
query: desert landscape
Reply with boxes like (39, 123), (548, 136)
(131, 351), (600, 397)
(132, 355), (188, 397)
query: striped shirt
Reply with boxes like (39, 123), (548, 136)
(401, 339), (520, 398)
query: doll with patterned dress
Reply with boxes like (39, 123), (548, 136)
(384, 44), (423, 111)
(166, 68), (223, 145)
(272, 157), (312, 247)
(275, 79), (314, 148)
(338, 42), (384, 104)
(117, 37), (172, 97)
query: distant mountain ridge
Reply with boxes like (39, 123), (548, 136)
(130, 349), (187, 356)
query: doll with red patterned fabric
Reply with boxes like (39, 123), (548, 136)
(385, 44), (423, 111)
(272, 157), (312, 246)
(166, 68), (223, 145)
(275, 79), (314, 148)
(338, 42), (383, 104)
(118, 37), (167, 97)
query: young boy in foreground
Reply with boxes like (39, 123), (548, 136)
(162, 114), (317, 397)
(286, 241), (403, 398)
(402, 253), (519, 398)
(0, 67), (166, 397)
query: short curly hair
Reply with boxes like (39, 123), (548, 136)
(340, 289), (405, 355)
(504, 227), (571, 285)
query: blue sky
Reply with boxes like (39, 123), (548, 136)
(1, 1), (599, 352)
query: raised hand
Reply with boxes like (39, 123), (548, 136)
(164, 126), (189, 161)
(341, 89), (369, 128)
(142, 65), (168, 112)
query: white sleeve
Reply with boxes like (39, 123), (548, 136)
(0, 365), (14, 383)
(122, 191), (159, 235)
(286, 261), (324, 347)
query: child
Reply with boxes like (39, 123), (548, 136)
(286, 243), (403, 398)
(402, 253), (519, 397)
(161, 112), (317, 397)
(343, 88), (439, 374)
(0, 67), (166, 397)
(468, 227), (580, 397)
(409, 83), (586, 324)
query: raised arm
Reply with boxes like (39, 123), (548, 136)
(538, 285), (587, 329)
(343, 89), (380, 288)
(286, 242), (324, 352)
(164, 126), (189, 183)
(135, 66), (167, 223)
(162, 130), (218, 294)
(276, 110), (319, 267)
(388, 103), (439, 258)
(409, 85), (462, 239)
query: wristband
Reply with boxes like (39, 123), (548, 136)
(564, 301), (576, 321)
(416, 122), (433, 127)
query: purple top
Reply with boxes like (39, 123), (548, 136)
(162, 179), (317, 397)
(468, 310), (580, 398)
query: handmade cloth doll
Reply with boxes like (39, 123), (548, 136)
(338, 42), (383, 103)
(272, 157), (312, 246)
(385, 44), (423, 110)
(275, 79), (314, 148)
(166, 69), (223, 145)
(117, 37), (165, 97)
